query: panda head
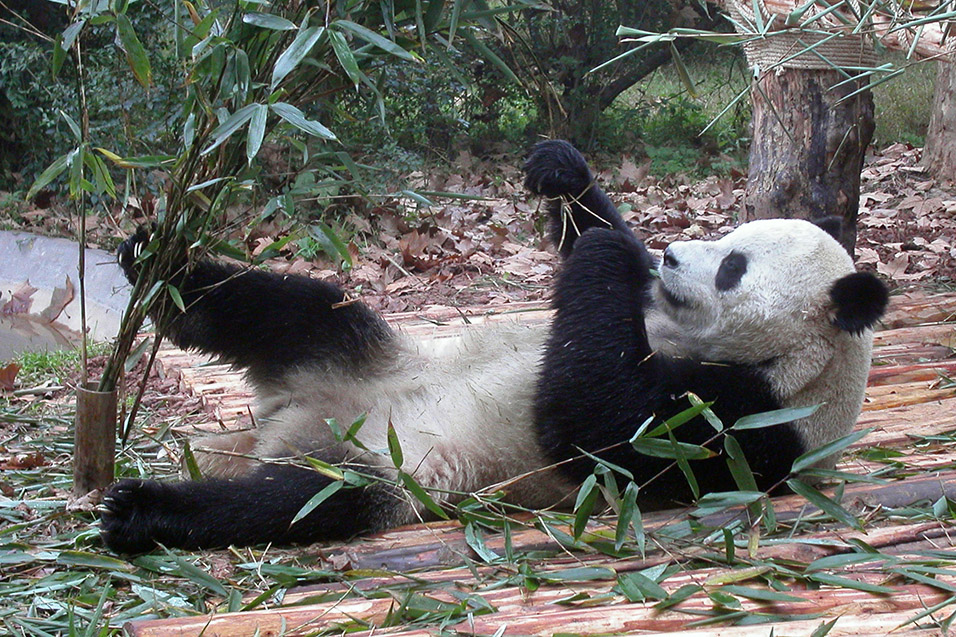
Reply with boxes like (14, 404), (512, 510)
(654, 218), (888, 364)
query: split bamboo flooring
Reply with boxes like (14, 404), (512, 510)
(128, 292), (956, 637)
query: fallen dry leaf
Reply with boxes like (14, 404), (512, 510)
(0, 362), (20, 391)
(1, 281), (37, 315)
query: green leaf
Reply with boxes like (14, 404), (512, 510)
(246, 103), (268, 164)
(308, 222), (352, 268)
(460, 28), (520, 85)
(334, 20), (418, 61)
(539, 567), (616, 583)
(26, 150), (76, 200)
(806, 552), (890, 573)
(630, 437), (714, 460)
(328, 29), (363, 87)
(809, 572), (896, 594)
(303, 456), (345, 481)
(84, 150), (116, 198)
(387, 420), (403, 469)
(786, 478), (863, 531)
(202, 103), (258, 155)
(243, 12), (297, 31)
(670, 428), (699, 499)
(791, 428), (872, 474)
(572, 474), (598, 539)
(644, 400), (713, 437)
(719, 585), (803, 603)
(56, 550), (132, 571)
(95, 149), (176, 169)
(271, 25), (325, 88)
(181, 440), (203, 480)
(291, 480), (343, 525)
(465, 522), (499, 562)
(656, 584), (703, 610)
(732, 404), (821, 430)
(616, 571), (668, 601)
(166, 283), (186, 312)
(115, 13), (152, 87)
(724, 434), (759, 492)
(271, 102), (337, 140)
(615, 481), (640, 551)
(400, 472), (448, 519)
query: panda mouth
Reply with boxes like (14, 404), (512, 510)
(658, 281), (688, 308)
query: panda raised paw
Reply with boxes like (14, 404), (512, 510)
(523, 139), (593, 199)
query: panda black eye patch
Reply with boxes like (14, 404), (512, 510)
(715, 251), (747, 291)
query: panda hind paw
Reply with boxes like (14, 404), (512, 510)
(99, 478), (164, 554)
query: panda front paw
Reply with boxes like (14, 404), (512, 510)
(523, 140), (592, 199)
(116, 225), (153, 285)
(100, 478), (165, 554)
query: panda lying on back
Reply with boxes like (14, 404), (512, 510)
(100, 140), (888, 553)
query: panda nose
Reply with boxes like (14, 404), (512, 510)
(662, 246), (679, 269)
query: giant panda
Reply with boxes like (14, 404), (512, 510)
(99, 140), (888, 553)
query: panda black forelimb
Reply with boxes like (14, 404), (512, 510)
(523, 140), (633, 258)
(535, 225), (802, 498)
(117, 230), (396, 383)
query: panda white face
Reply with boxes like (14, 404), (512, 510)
(653, 219), (856, 363)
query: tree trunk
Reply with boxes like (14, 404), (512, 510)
(923, 60), (956, 182)
(742, 68), (875, 255)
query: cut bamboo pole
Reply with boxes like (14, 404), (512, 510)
(73, 381), (116, 496)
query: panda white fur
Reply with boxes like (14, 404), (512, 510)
(100, 140), (888, 553)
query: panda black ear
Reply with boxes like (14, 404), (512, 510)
(813, 216), (844, 243)
(830, 272), (889, 334)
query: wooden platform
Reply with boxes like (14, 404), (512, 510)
(130, 293), (956, 637)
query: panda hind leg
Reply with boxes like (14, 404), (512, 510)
(100, 462), (405, 553)
(188, 430), (259, 478)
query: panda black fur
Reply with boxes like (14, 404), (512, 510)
(99, 140), (888, 553)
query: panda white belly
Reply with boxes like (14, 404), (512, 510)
(248, 322), (576, 510)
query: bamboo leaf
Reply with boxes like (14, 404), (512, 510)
(670, 428), (699, 498)
(246, 103), (268, 164)
(115, 13), (152, 87)
(243, 12), (297, 31)
(202, 103), (258, 155)
(271, 102), (337, 141)
(809, 572), (896, 594)
(616, 481), (642, 552)
(334, 20), (418, 61)
(328, 29), (364, 87)
(303, 456), (345, 480)
(572, 474), (598, 539)
(181, 440), (203, 480)
(271, 25), (325, 88)
(387, 420), (403, 468)
(630, 437), (714, 460)
(719, 585), (804, 603)
(460, 28), (520, 84)
(400, 472), (448, 519)
(539, 566), (616, 583)
(616, 571), (668, 601)
(791, 428), (872, 474)
(166, 283), (186, 312)
(291, 480), (343, 525)
(732, 404), (820, 430)
(465, 522), (500, 562)
(787, 478), (863, 531)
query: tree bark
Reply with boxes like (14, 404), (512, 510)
(923, 60), (956, 182)
(742, 68), (875, 255)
